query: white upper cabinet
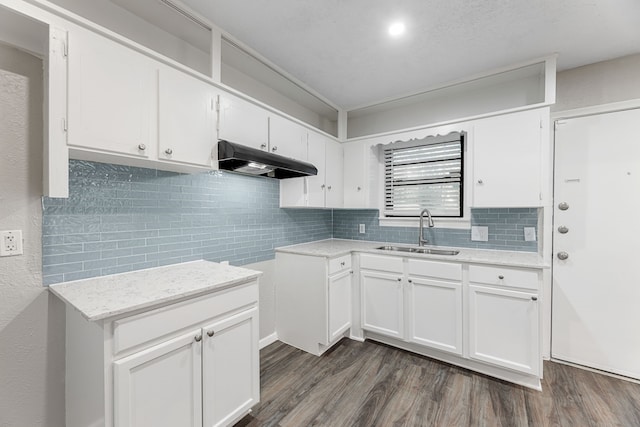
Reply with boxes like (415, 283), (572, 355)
(159, 67), (217, 168)
(472, 108), (548, 207)
(343, 141), (368, 208)
(306, 131), (327, 207)
(68, 29), (158, 158)
(268, 115), (307, 160)
(325, 139), (344, 208)
(217, 92), (269, 151)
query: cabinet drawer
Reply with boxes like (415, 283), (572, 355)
(329, 254), (352, 275)
(359, 253), (403, 273)
(408, 259), (462, 281)
(113, 280), (258, 356)
(469, 265), (539, 290)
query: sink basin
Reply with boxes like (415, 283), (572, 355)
(376, 246), (460, 256)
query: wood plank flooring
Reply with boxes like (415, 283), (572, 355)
(235, 339), (640, 427)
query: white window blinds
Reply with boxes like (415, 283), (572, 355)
(384, 133), (464, 217)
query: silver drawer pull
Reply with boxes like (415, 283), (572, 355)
(340, 261), (345, 266)
(194, 334), (202, 342)
(531, 296), (538, 301)
(207, 330), (214, 337)
(498, 275), (504, 280)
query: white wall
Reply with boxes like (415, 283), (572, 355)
(554, 53), (640, 112)
(222, 63), (338, 136)
(46, 0), (210, 74)
(0, 44), (66, 427)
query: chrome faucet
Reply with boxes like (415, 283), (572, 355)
(418, 208), (435, 246)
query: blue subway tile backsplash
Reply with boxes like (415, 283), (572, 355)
(332, 209), (538, 252)
(42, 160), (538, 285)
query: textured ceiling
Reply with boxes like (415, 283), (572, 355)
(181, 0), (640, 109)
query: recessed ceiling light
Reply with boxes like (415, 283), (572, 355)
(388, 22), (406, 37)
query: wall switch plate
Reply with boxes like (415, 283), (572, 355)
(1, 230), (24, 256)
(359, 224), (366, 234)
(471, 226), (489, 242)
(524, 227), (537, 242)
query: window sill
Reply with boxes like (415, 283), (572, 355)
(379, 216), (471, 230)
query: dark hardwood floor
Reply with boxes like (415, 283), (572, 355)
(235, 339), (640, 427)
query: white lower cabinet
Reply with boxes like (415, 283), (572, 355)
(357, 253), (543, 389)
(275, 252), (352, 355)
(360, 270), (404, 339)
(64, 281), (259, 427)
(114, 330), (203, 427)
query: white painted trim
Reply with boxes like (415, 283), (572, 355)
(259, 332), (278, 349)
(552, 98), (640, 120)
(348, 335), (365, 343)
(379, 217), (471, 230)
(345, 101), (554, 142)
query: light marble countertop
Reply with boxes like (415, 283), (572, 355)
(49, 260), (262, 322)
(276, 239), (549, 269)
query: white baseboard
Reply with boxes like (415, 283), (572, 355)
(259, 332), (278, 349)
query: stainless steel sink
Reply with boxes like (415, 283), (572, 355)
(375, 246), (460, 256)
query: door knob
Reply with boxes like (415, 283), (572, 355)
(558, 202), (569, 211)
(557, 225), (569, 234)
(557, 252), (569, 260)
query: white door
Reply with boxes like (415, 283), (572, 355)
(361, 270), (404, 339)
(218, 93), (269, 151)
(328, 270), (352, 343)
(408, 277), (462, 355)
(468, 285), (539, 375)
(325, 140), (344, 208)
(113, 330), (202, 427)
(68, 29), (157, 158)
(202, 308), (260, 427)
(269, 115), (307, 160)
(473, 108), (544, 207)
(552, 108), (640, 379)
(307, 131), (327, 207)
(158, 66), (217, 167)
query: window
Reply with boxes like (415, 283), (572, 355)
(384, 132), (465, 217)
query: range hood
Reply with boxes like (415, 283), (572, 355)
(218, 140), (318, 179)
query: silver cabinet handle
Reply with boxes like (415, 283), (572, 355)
(350, 270), (353, 274)
(138, 144), (146, 151)
(327, 185), (332, 190)
(165, 148), (173, 155)
(498, 275), (504, 279)
(558, 225), (569, 234)
(477, 179), (483, 184)
(321, 184), (326, 189)
(531, 296), (538, 301)
(397, 277), (402, 282)
(558, 202), (569, 211)
(557, 252), (569, 260)
(408, 279), (413, 283)
(207, 330), (214, 337)
(357, 186), (362, 191)
(260, 143), (267, 149)
(340, 261), (345, 266)
(271, 146), (278, 152)
(194, 334), (202, 342)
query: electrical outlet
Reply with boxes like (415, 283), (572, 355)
(359, 224), (366, 234)
(524, 227), (537, 242)
(471, 226), (488, 242)
(1, 230), (24, 256)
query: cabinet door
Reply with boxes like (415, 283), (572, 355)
(159, 67), (216, 167)
(343, 141), (367, 208)
(325, 139), (344, 208)
(361, 270), (404, 339)
(68, 29), (157, 158)
(472, 108), (543, 207)
(202, 308), (259, 427)
(269, 115), (307, 160)
(408, 277), (463, 355)
(468, 285), (539, 375)
(307, 131), (327, 207)
(328, 270), (352, 343)
(113, 330), (202, 427)
(218, 93), (269, 151)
